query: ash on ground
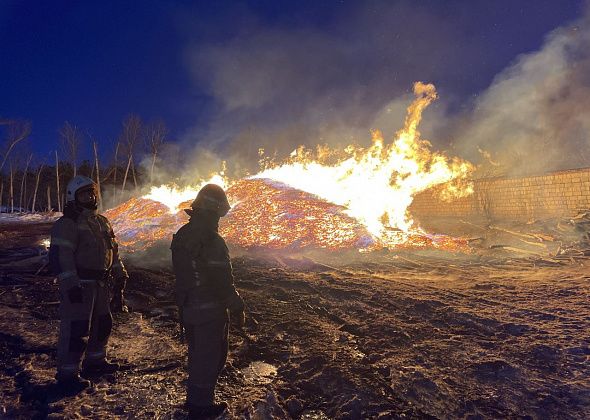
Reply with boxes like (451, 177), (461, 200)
(0, 221), (589, 419)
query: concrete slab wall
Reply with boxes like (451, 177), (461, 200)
(409, 167), (590, 221)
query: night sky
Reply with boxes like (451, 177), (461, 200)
(0, 1), (587, 170)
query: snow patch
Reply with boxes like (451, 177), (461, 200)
(0, 212), (61, 224)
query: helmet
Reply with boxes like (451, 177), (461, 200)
(66, 176), (97, 203)
(191, 184), (231, 217)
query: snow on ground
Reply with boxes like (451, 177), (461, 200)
(0, 212), (61, 225)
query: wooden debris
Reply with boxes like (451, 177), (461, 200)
(132, 360), (182, 374)
(532, 233), (554, 242)
(466, 237), (485, 243)
(460, 220), (487, 230)
(38, 301), (60, 306)
(490, 225), (542, 241)
(0, 255), (48, 272)
(494, 246), (544, 256)
(530, 257), (566, 267)
(396, 255), (471, 274)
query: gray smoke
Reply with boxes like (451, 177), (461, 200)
(179, 1), (481, 177)
(175, 2), (589, 181)
(453, 9), (590, 175)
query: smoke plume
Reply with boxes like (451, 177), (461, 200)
(176, 2), (589, 180)
(453, 9), (590, 175)
(179, 1), (481, 177)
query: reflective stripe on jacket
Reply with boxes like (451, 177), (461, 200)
(50, 209), (128, 283)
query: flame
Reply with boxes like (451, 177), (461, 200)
(106, 82), (474, 253)
(106, 178), (470, 253)
(143, 174), (229, 213)
(252, 82), (474, 245)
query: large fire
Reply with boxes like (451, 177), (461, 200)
(106, 82), (474, 253)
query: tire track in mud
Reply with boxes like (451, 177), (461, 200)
(237, 267), (452, 416)
(341, 264), (569, 316)
(233, 258), (589, 418)
(1, 244), (588, 418)
(231, 264), (427, 418)
(307, 263), (589, 418)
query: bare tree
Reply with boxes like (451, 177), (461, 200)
(0, 121), (30, 213)
(31, 163), (44, 212)
(18, 154), (33, 211)
(46, 185), (51, 212)
(93, 141), (103, 210)
(9, 162), (14, 213)
(121, 152), (133, 195)
(0, 118), (8, 211)
(119, 115), (142, 193)
(59, 121), (82, 177)
(0, 120), (31, 172)
(112, 141), (120, 201)
(145, 120), (167, 184)
(55, 150), (62, 212)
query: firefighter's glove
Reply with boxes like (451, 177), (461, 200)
(228, 293), (245, 329)
(110, 277), (129, 313)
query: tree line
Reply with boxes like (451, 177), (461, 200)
(0, 115), (167, 213)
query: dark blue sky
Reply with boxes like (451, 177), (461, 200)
(0, 0), (586, 165)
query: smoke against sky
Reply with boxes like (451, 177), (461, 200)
(179, 1), (589, 178)
(452, 8), (590, 175)
(182, 1), (489, 156)
(0, 1), (587, 177)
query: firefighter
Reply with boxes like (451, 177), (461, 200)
(171, 184), (245, 418)
(49, 176), (129, 392)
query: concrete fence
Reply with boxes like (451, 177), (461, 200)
(409, 167), (590, 221)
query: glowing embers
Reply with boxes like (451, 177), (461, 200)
(105, 179), (371, 252)
(252, 82), (475, 244)
(106, 82), (475, 254)
(223, 179), (371, 250)
(106, 179), (470, 253)
(105, 197), (188, 252)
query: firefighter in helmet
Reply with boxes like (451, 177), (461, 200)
(171, 184), (245, 418)
(49, 176), (129, 392)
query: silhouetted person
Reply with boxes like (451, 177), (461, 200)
(171, 184), (245, 418)
(49, 176), (129, 393)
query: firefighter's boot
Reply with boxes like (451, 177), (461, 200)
(82, 359), (120, 376)
(188, 401), (228, 419)
(55, 372), (91, 394)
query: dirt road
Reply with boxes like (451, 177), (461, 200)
(0, 223), (589, 418)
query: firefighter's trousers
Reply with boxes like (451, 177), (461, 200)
(183, 305), (229, 406)
(57, 279), (113, 377)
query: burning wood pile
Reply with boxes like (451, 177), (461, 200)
(105, 82), (475, 255)
(105, 178), (471, 254)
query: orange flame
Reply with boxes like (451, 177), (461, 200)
(106, 82), (474, 253)
(252, 82), (474, 245)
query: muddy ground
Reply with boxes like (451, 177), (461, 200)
(0, 222), (589, 419)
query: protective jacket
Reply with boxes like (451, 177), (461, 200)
(171, 210), (241, 316)
(171, 209), (243, 407)
(50, 205), (128, 377)
(50, 206), (128, 285)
